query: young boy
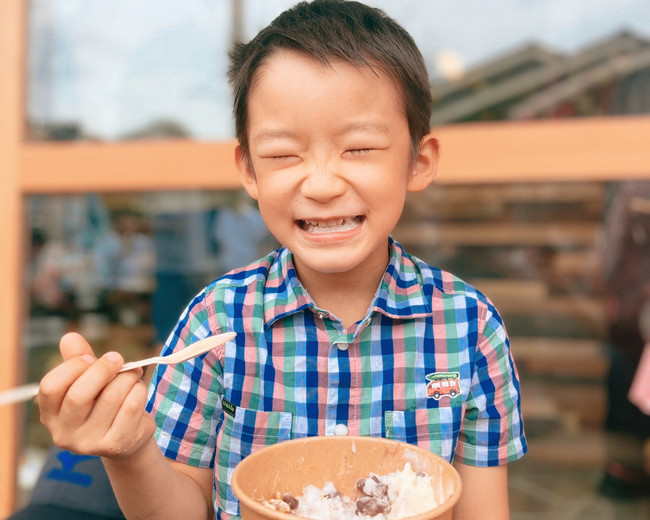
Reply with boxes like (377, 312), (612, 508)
(38, 1), (527, 519)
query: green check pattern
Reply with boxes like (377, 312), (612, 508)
(146, 238), (527, 519)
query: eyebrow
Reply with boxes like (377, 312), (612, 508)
(253, 121), (391, 144)
(253, 129), (298, 144)
(342, 121), (392, 134)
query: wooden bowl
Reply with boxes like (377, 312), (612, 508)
(231, 436), (462, 520)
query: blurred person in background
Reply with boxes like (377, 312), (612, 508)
(600, 180), (650, 498)
(94, 210), (156, 327)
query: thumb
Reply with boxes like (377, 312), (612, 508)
(59, 332), (96, 362)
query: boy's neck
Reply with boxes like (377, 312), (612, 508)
(294, 253), (389, 329)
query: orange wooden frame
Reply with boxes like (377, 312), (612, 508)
(16, 116), (650, 194)
(1, 1), (28, 515)
(2, 0), (650, 515)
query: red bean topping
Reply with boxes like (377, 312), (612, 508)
(282, 493), (299, 510)
(355, 496), (390, 516)
(373, 481), (388, 499)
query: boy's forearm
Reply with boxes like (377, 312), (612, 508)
(102, 437), (213, 520)
(452, 462), (510, 520)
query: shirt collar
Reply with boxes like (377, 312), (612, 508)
(263, 248), (314, 325)
(371, 237), (436, 319)
(263, 238), (440, 326)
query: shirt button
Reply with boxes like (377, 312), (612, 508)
(333, 424), (348, 436)
(335, 342), (349, 351)
(316, 312), (327, 320)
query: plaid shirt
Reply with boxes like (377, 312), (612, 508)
(147, 238), (527, 519)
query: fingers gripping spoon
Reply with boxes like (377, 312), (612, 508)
(0, 331), (236, 406)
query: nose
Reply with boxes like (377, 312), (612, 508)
(300, 158), (346, 202)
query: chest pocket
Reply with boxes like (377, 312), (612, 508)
(384, 406), (462, 462)
(216, 407), (293, 517)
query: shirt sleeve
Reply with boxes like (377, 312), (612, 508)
(145, 289), (225, 468)
(454, 300), (527, 466)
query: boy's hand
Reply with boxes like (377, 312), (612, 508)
(38, 332), (156, 459)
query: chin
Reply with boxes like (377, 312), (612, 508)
(295, 251), (360, 275)
(305, 259), (356, 275)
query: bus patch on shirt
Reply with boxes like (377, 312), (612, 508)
(426, 371), (461, 400)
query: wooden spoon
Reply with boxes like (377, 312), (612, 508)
(0, 331), (236, 406)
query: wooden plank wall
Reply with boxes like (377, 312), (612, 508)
(396, 181), (611, 441)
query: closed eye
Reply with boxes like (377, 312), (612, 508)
(346, 148), (374, 156)
(260, 154), (298, 160)
(258, 154), (302, 168)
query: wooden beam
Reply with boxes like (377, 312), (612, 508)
(0, 0), (26, 515)
(17, 116), (650, 196)
(20, 140), (240, 194)
(431, 115), (650, 183)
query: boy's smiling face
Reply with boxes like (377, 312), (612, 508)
(238, 49), (437, 286)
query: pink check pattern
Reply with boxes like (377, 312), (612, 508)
(146, 238), (527, 519)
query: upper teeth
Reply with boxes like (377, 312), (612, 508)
(302, 217), (360, 233)
(303, 218), (351, 227)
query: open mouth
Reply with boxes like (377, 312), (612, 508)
(298, 216), (363, 234)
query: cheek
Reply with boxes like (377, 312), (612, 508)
(257, 198), (290, 230)
(256, 201), (274, 223)
(370, 172), (410, 202)
(375, 185), (407, 221)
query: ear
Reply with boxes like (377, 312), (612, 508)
(407, 133), (439, 192)
(235, 144), (259, 200)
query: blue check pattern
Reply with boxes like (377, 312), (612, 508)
(147, 238), (527, 519)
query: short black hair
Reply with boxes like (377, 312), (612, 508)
(228, 0), (432, 162)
